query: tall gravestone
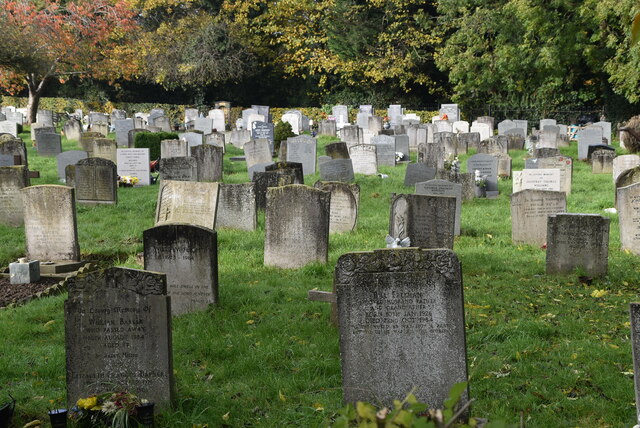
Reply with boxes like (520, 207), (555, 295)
(65, 267), (174, 408)
(0, 166), (29, 227)
(389, 194), (456, 249)
(577, 127), (604, 160)
(286, 136), (317, 175)
(22, 185), (80, 261)
(510, 190), (566, 246)
(114, 118), (134, 147)
(415, 179), (462, 235)
(216, 183), (257, 231)
(546, 213), (610, 276)
(192, 144), (223, 182)
(155, 180), (219, 230)
(371, 135), (396, 167)
(63, 119), (82, 142)
(74, 158), (117, 205)
(617, 182), (640, 255)
(313, 181), (359, 233)
(144, 224), (218, 315)
(335, 248), (468, 410)
(37, 133), (62, 157)
(264, 185), (330, 268)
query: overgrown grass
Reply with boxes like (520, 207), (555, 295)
(1, 129), (640, 426)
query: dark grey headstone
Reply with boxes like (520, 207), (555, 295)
(253, 170), (296, 210)
(75, 158), (117, 205)
(251, 121), (274, 143)
(114, 118), (134, 147)
(404, 163), (436, 187)
(415, 179), (462, 235)
(191, 144), (223, 182)
(265, 162), (304, 185)
(389, 193), (456, 249)
(319, 159), (355, 182)
(159, 156), (197, 181)
(36, 133), (62, 157)
(467, 154), (498, 192)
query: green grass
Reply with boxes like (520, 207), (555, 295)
(2, 129), (640, 427)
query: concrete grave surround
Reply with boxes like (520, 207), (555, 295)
(22, 185), (80, 261)
(116, 148), (150, 186)
(0, 166), (29, 227)
(74, 158), (117, 205)
(155, 180), (220, 229)
(313, 181), (360, 233)
(335, 248), (468, 410)
(546, 213), (610, 276)
(389, 193), (456, 249)
(510, 189), (566, 246)
(216, 183), (257, 231)
(415, 179), (462, 235)
(144, 223), (218, 315)
(64, 267), (174, 408)
(264, 185), (330, 268)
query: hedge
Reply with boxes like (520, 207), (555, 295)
(134, 132), (178, 161)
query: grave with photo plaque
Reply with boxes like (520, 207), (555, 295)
(389, 194), (456, 249)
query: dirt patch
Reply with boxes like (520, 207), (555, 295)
(0, 277), (63, 308)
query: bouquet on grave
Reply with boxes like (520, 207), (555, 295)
(69, 391), (148, 428)
(117, 176), (139, 187)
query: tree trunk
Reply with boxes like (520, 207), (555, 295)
(26, 74), (48, 125)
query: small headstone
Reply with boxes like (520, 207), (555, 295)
(0, 121), (18, 138)
(498, 120), (516, 136)
(313, 181), (360, 233)
(577, 127), (604, 160)
(539, 125), (560, 148)
(74, 158), (117, 205)
(470, 122), (491, 141)
(92, 138), (117, 164)
(418, 143), (445, 169)
(0, 137), (27, 166)
(116, 148), (150, 186)
(264, 185), (330, 268)
(251, 121), (274, 144)
(368, 116), (383, 134)
(371, 134), (396, 167)
(404, 163), (437, 187)
(496, 153), (512, 178)
(155, 180), (220, 229)
(510, 190), (566, 246)
(159, 156), (197, 181)
(592, 150), (616, 174)
(477, 136), (507, 155)
(194, 117), (214, 135)
(178, 131), (204, 151)
(546, 213), (609, 276)
(114, 118), (134, 147)
(389, 193), (456, 249)
(286, 135), (316, 175)
(37, 109), (54, 126)
(216, 183), (257, 231)
(467, 154), (498, 192)
(319, 159), (355, 182)
(63, 119), (82, 142)
(37, 133), (62, 157)
(533, 147), (560, 158)
(415, 179), (462, 235)
(349, 144), (377, 175)
(332, 105), (349, 128)
(318, 120), (337, 137)
(586, 144), (614, 161)
(0, 166), (29, 227)
(91, 122), (109, 137)
(204, 132), (225, 151)
(191, 144), (223, 182)
(325, 142), (350, 159)
(457, 132), (480, 151)
(230, 129), (252, 148)
(617, 183), (640, 255)
(161, 139), (188, 159)
(341, 125), (361, 147)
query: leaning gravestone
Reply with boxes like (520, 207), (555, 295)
(313, 181), (360, 233)
(116, 148), (150, 186)
(264, 185), (330, 268)
(92, 139), (117, 164)
(389, 194), (456, 249)
(546, 213), (610, 276)
(618, 183), (640, 255)
(159, 156), (197, 181)
(510, 190), (566, 246)
(319, 159), (355, 183)
(404, 163), (436, 187)
(155, 180), (219, 229)
(467, 154), (498, 192)
(65, 267), (174, 408)
(415, 179), (462, 235)
(349, 144), (377, 175)
(216, 183), (257, 231)
(325, 142), (350, 159)
(191, 144), (223, 182)
(286, 135), (317, 175)
(0, 166), (29, 227)
(74, 158), (117, 205)
(144, 224), (218, 315)
(56, 151), (88, 181)
(335, 248), (468, 411)
(37, 133), (62, 157)
(22, 185), (80, 261)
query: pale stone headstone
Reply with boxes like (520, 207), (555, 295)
(208, 109), (226, 131)
(63, 119), (82, 142)
(357, 112), (371, 130)
(592, 150), (616, 174)
(161, 139), (188, 159)
(65, 267), (174, 408)
(371, 134), (396, 167)
(0, 121), (18, 138)
(313, 181), (359, 233)
(155, 180), (219, 229)
(388, 105), (403, 126)
(319, 159), (355, 182)
(613, 155), (640, 183)
(546, 213), (609, 276)
(251, 105), (270, 121)
(496, 153), (512, 178)
(152, 116), (172, 132)
(22, 185), (80, 261)
(457, 132), (480, 151)
(514, 120), (528, 135)
(368, 116), (383, 134)
(230, 129), (252, 148)
(539, 118), (556, 130)
(244, 139), (273, 171)
(389, 193), (456, 249)
(341, 125), (361, 147)
(467, 154), (498, 191)
(498, 120), (517, 136)
(89, 111), (109, 125)
(318, 120), (337, 137)
(336, 248), (468, 410)
(539, 125), (560, 148)
(577, 127), (604, 160)
(216, 183), (257, 231)
(74, 158), (117, 205)
(184, 108), (199, 125)
(514, 169), (561, 192)
(453, 121), (469, 134)
(114, 118), (134, 147)
(91, 122), (109, 137)
(440, 103), (460, 122)
(592, 121), (612, 145)
(510, 190), (566, 246)
(191, 144), (223, 182)
(194, 117), (214, 135)
(0, 166), (29, 227)
(415, 179), (462, 235)
(349, 144), (377, 175)
(286, 135), (316, 175)
(617, 183), (640, 255)
(264, 185), (330, 268)
(470, 122), (491, 141)
(433, 120), (453, 133)
(56, 151), (87, 181)
(6, 111), (23, 126)
(37, 133), (62, 157)
(116, 148), (150, 186)
(332, 105), (349, 129)
(37, 109), (54, 126)
(92, 138), (117, 164)
(204, 132), (225, 152)
(281, 113), (301, 135)
(476, 116), (494, 132)
(144, 224), (218, 315)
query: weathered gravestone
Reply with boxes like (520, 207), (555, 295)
(313, 181), (359, 233)
(325, 142), (350, 159)
(63, 119), (82, 142)
(341, 125), (361, 147)
(498, 120), (517, 136)
(178, 131), (203, 151)
(91, 139), (117, 164)
(512, 169), (561, 193)
(415, 179), (462, 235)
(319, 159), (355, 183)
(525, 156), (573, 195)
(75, 158), (117, 205)
(194, 117), (214, 135)
(453, 121), (469, 134)
(116, 148), (150, 186)
(253, 170), (296, 210)
(91, 122), (109, 138)
(65, 165), (76, 188)
(539, 125), (560, 148)
(205, 132), (225, 152)
(286, 136), (316, 175)
(126, 129), (146, 149)
(155, 180), (219, 229)
(144, 224), (218, 315)
(22, 185), (80, 262)
(417, 143), (445, 170)
(0, 166), (29, 227)
(506, 134), (525, 151)
(533, 147), (560, 158)
(616, 166), (640, 208)
(389, 194), (456, 249)
(265, 162), (304, 185)
(37, 133), (62, 157)
(371, 134), (396, 167)
(230, 130), (252, 148)
(435, 171), (475, 202)
(368, 116), (383, 134)
(114, 118), (134, 147)
(65, 267), (174, 408)
(208, 109), (226, 131)
(349, 144), (377, 175)
(577, 127), (604, 160)
(546, 213), (610, 276)
(470, 122), (491, 141)
(510, 190), (566, 246)
(404, 163), (436, 187)
(613, 155), (640, 184)
(80, 132), (103, 154)
(335, 248), (468, 411)
(496, 153), (512, 178)
(467, 154), (498, 192)
(161, 139), (188, 159)
(191, 144), (223, 182)
(332, 105), (349, 128)
(0, 120), (18, 138)
(244, 139), (273, 171)
(318, 120), (337, 137)
(216, 183), (257, 231)
(0, 136), (27, 166)
(586, 144), (614, 161)
(159, 156), (197, 181)
(617, 183), (640, 255)
(264, 185), (330, 268)
(458, 132), (480, 151)
(36, 109), (53, 126)
(592, 150), (616, 174)
(477, 136), (507, 155)
(629, 303), (640, 427)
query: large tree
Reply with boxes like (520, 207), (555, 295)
(0, 0), (139, 123)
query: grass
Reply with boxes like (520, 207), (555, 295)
(1, 128), (640, 427)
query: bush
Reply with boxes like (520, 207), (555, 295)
(134, 132), (178, 161)
(274, 121), (295, 152)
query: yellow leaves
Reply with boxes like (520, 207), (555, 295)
(43, 320), (55, 328)
(222, 412), (230, 421)
(312, 402), (324, 411)
(571, 353), (578, 360)
(590, 289), (608, 298)
(278, 390), (286, 402)
(608, 344), (619, 349)
(246, 320), (255, 325)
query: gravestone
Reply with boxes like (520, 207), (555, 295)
(0, 137), (27, 166)
(546, 213), (609, 276)
(114, 118), (134, 147)
(37, 109), (54, 126)
(63, 119), (82, 142)
(116, 148), (150, 186)
(155, 180), (220, 229)
(440, 103), (460, 122)
(159, 156), (197, 181)
(6, 111), (23, 126)
(389, 193), (456, 249)
(177, 132), (203, 152)
(92, 138), (117, 164)
(415, 179), (462, 235)
(319, 159), (355, 182)
(394, 134), (410, 160)
(65, 267), (174, 408)
(513, 169), (561, 192)
(244, 139), (273, 171)
(251, 121), (274, 144)
(357, 112), (371, 130)
(453, 121), (469, 134)
(617, 183), (640, 255)
(404, 163), (437, 187)
(325, 142), (350, 159)
(75, 158), (117, 205)
(577, 127), (604, 160)
(91, 122), (109, 137)
(498, 120), (517, 136)
(0, 121), (18, 138)
(286, 136), (317, 175)
(313, 181), (359, 233)
(318, 120), (337, 137)
(264, 185), (330, 268)
(435, 171), (475, 202)
(476, 116), (494, 132)
(89, 112), (109, 125)
(0, 166), (29, 227)
(586, 144), (614, 161)
(230, 129), (252, 148)
(22, 185), (80, 261)
(281, 113), (301, 135)
(613, 155), (640, 183)
(510, 190), (566, 246)
(496, 153), (512, 178)
(417, 143), (445, 170)
(110, 109), (126, 122)
(184, 108), (199, 126)
(65, 165), (77, 188)
(533, 147), (560, 159)
(153, 116), (172, 132)
(144, 224), (218, 315)
(253, 170), (296, 210)
(371, 135), (396, 167)
(539, 125), (560, 148)
(616, 167), (640, 208)
(79, 132), (103, 154)
(368, 116), (383, 134)
(208, 109), (226, 131)
(525, 156), (573, 194)
(161, 139), (188, 159)
(457, 132), (480, 151)
(477, 136), (507, 155)
(470, 122), (491, 141)
(127, 128), (146, 149)
(467, 154), (498, 192)
(388, 105), (403, 126)
(592, 121), (612, 145)
(194, 117), (214, 135)
(265, 162), (304, 185)
(539, 118), (556, 130)
(192, 144), (223, 182)
(37, 133), (62, 157)
(332, 105), (349, 128)
(341, 125), (361, 147)
(251, 105), (270, 121)
(349, 144), (377, 175)
(336, 248), (468, 410)
(205, 132), (225, 151)
(506, 134), (525, 151)
(592, 150), (616, 174)
(216, 183), (257, 231)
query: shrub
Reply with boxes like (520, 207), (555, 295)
(274, 121), (295, 152)
(134, 132), (178, 161)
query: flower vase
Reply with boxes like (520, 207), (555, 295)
(383, 122), (390, 130)
(474, 186), (486, 198)
(48, 408), (68, 428)
(134, 402), (154, 427)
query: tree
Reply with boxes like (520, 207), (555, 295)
(0, 0), (139, 123)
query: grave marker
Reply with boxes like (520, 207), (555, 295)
(74, 158), (117, 205)
(415, 179), (462, 235)
(319, 159), (355, 182)
(116, 148), (150, 186)
(617, 182), (640, 255)
(216, 183), (257, 231)
(159, 156), (197, 181)
(155, 180), (219, 229)
(313, 181), (360, 233)
(389, 193), (456, 249)
(510, 190), (566, 246)
(191, 144), (223, 182)
(0, 166), (29, 227)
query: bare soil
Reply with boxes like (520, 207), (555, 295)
(0, 276), (62, 308)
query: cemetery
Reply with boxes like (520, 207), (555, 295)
(0, 102), (640, 428)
